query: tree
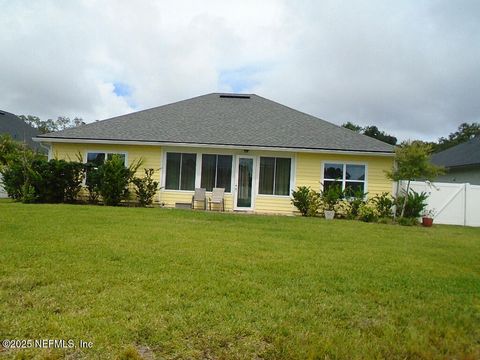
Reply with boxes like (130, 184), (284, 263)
(386, 141), (444, 218)
(0, 134), (24, 166)
(342, 121), (363, 133)
(363, 125), (397, 145)
(18, 115), (84, 134)
(435, 122), (480, 152)
(342, 122), (397, 145)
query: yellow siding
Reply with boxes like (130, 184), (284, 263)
(296, 153), (394, 197)
(50, 142), (394, 213)
(255, 196), (294, 215)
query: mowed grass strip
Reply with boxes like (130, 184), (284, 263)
(0, 200), (479, 359)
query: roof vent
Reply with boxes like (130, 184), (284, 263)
(219, 94), (250, 99)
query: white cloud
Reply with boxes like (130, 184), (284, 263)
(0, 0), (478, 141)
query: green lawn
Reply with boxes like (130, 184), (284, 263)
(1, 200), (479, 359)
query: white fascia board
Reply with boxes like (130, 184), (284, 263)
(32, 137), (395, 157)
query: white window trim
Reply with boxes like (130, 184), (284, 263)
(321, 160), (368, 194)
(256, 156), (295, 198)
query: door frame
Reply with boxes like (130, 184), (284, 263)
(233, 155), (256, 211)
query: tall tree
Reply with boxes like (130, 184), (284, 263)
(18, 115), (84, 134)
(435, 122), (480, 152)
(386, 141), (444, 218)
(342, 121), (363, 133)
(342, 122), (397, 145)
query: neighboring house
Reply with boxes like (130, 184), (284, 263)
(431, 136), (480, 185)
(0, 110), (41, 150)
(0, 110), (41, 198)
(33, 93), (395, 214)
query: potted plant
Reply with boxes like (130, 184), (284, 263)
(321, 182), (343, 220)
(422, 209), (435, 227)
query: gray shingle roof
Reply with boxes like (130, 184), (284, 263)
(431, 137), (480, 168)
(0, 110), (41, 150)
(37, 93), (394, 153)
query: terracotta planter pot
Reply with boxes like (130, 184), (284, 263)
(324, 210), (335, 220)
(422, 217), (433, 227)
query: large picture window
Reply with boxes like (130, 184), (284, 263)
(201, 154), (232, 192)
(259, 157), (291, 196)
(165, 153), (196, 190)
(323, 163), (366, 196)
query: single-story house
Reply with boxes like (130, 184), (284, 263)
(34, 93), (395, 214)
(431, 136), (480, 185)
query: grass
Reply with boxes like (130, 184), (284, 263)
(0, 200), (479, 359)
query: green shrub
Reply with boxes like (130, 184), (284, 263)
(397, 217), (419, 226)
(132, 168), (159, 206)
(347, 188), (367, 219)
(358, 201), (380, 222)
(97, 155), (133, 206)
(96, 155), (141, 206)
(21, 183), (36, 203)
(395, 190), (428, 219)
(321, 182), (344, 211)
(333, 199), (352, 218)
(372, 192), (394, 218)
(1, 156), (84, 203)
(291, 186), (322, 216)
(63, 161), (85, 202)
(85, 163), (101, 204)
(1, 161), (25, 200)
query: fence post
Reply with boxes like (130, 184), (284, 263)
(464, 183), (468, 226)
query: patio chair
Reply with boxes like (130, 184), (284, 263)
(209, 187), (225, 212)
(191, 188), (206, 210)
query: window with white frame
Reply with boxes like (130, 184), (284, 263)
(258, 157), (291, 196)
(201, 154), (232, 192)
(165, 152), (196, 190)
(323, 163), (366, 196)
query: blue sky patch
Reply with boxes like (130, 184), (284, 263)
(113, 82), (132, 97)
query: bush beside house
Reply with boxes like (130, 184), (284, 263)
(0, 136), (157, 207)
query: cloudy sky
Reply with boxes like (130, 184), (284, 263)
(1, 0), (479, 141)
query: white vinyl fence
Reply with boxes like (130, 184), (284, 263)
(0, 174), (7, 198)
(398, 180), (480, 227)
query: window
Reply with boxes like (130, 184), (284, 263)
(165, 153), (196, 190)
(86, 152), (126, 182)
(201, 154), (232, 192)
(323, 163), (366, 196)
(259, 157), (291, 195)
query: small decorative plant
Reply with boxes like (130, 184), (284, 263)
(372, 192), (394, 218)
(357, 201), (380, 222)
(421, 208), (435, 227)
(132, 168), (159, 207)
(321, 182), (344, 219)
